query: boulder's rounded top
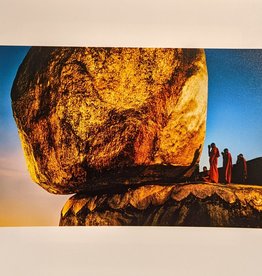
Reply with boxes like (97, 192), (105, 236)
(12, 47), (207, 194)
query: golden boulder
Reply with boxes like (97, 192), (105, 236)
(11, 47), (207, 194)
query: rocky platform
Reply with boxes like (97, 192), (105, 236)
(60, 182), (262, 227)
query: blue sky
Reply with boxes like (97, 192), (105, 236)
(200, 49), (262, 168)
(0, 46), (30, 156)
(0, 47), (262, 225)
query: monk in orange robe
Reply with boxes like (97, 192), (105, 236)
(222, 148), (232, 183)
(208, 143), (220, 183)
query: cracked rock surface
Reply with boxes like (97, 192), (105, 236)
(11, 47), (207, 194)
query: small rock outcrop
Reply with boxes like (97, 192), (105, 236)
(60, 183), (262, 227)
(11, 47), (207, 194)
(243, 157), (262, 185)
(218, 157), (262, 185)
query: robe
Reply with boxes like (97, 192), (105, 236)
(236, 157), (248, 183)
(209, 146), (220, 183)
(223, 152), (232, 183)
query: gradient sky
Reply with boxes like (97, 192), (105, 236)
(0, 47), (262, 226)
(0, 46), (70, 226)
(200, 49), (262, 168)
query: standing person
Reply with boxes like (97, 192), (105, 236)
(208, 143), (220, 183)
(222, 148), (232, 184)
(236, 154), (248, 183)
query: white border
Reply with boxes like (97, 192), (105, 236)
(0, 0), (262, 48)
(1, 0), (262, 275)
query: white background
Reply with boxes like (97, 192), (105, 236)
(1, 0), (262, 275)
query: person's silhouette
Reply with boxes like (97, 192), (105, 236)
(199, 166), (210, 182)
(208, 143), (220, 183)
(236, 154), (248, 183)
(222, 148), (232, 184)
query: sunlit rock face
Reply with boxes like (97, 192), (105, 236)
(11, 47), (207, 194)
(60, 183), (262, 227)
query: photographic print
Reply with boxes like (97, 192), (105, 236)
(1, 46), (262, 227)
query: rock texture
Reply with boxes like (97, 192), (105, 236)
(243, 157), (262, 185)
(60, 183), (262, 227)
(11, 47), (207, 194)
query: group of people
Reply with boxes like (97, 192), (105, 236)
(199, 143), (248, 184)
